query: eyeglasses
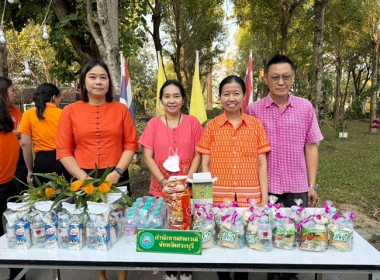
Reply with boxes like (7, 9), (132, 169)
(269, 74), (293, 84)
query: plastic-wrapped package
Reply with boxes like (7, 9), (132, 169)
(87, 202), (112, 251)
(329, 211), (355, 252)
(192, 204), (216, 249)
(61, 202), (86, 250)
(3, 203), (32, 249)
(217, 211), (245, 249)
(32, 201), (59, 249)
(299, 213), (328, 252)
(272, 212), (296, 250)
(162, 176), (191, 230)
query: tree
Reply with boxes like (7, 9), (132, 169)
(311, 0), (329, 120)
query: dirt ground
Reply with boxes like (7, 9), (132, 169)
(129, 164), (380, 250)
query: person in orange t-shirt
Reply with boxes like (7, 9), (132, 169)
(19, 83), (71, 184)
(56, 59), (138, 280)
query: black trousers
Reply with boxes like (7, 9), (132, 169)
(0, 179), (17, 236)
(217, 272), (249, 280)
(34, 150), (72, 182)
(14, 148), (28, 194)
(268, 192), (308, 207)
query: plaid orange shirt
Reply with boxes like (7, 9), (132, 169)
(196, 112), (271, 207)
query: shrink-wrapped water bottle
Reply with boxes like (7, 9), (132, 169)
(137, 209), (148, 229)
(32, 216), (46, 248)
(86, 220), (97, 250)
(6, 223), (16, 249)
(258, 216), (273, 252)
(124, 212), (137, 244)
(58, 213), (70, 249)
(148, 211), (162, 229)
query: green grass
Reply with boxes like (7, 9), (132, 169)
(318, 120), (380, 215)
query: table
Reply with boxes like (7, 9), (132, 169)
(0, 232), (379, 280)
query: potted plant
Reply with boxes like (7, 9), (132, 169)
(337, 119), (348, 138)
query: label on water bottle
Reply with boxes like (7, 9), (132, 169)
(15, 222), (31, 249)
(45, 224), (58, 249)
(124, 226), (137, 237)
(33, 225), (45, 238)
(69, 223), (83, 250)
(58, 226), (69, 237)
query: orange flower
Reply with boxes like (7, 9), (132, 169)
(45, 188), (56, 198)
(82, 184), (96, 195)
(98, 182), (112, 193)
(37, 190), (43, 196)
(70, 180), (84, 192)
(104, 179), (112, 188)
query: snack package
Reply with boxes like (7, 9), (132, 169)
(265, 195), (281, 222)
(87, 202), (112, 251)
(192, 204), (216, 249)
(299, 213), (328, 252)
(217, 211), (245, 249)
(272, 212), (296, 250)
(329, 211), (354, 252)
(162, 176), (191, 230)
(3, 203), (32, 249)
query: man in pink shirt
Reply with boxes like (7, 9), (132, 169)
(246, 54), (323, 280)
(246, 54), (323, 208)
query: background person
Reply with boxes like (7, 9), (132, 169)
(139, 79), (203, 280)
(56, 59), (138, 280)
(246, 54), (324, 280)
(196, 75), (271, 280)
(18, 83), (71, 184)
(0, 77), (28, 194)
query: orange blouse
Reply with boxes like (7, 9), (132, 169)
(56, 101), (139, 170)
(9, 106), (22, 129)
(0, 132), (19, 184)
(18, 103), (62, 153)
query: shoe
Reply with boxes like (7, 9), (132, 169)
(179, 273), (192, 280)
(163, 274), (178, 280)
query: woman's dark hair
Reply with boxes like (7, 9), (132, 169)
(218, 75), (246, 96)
(34, 83), (60, 120)
(159, 80), (185, 100)
(79, 59), (113, 103)
(0, 96), (13, 133)
(0, 77), (13, 108)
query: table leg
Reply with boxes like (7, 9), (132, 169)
(53, 269), (61, 280)
(314, 273), (322, 280)
(13, 268), (28, 280)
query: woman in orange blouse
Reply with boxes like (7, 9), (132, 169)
(56, 59), (138, 280)
(19, 83), (70, 184)
(0, 77), (28, 195)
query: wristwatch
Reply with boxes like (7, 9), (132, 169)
(309, 184), (319, 191)
(114, 167), (124, 176)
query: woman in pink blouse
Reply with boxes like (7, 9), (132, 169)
(139, 80), (203, 197)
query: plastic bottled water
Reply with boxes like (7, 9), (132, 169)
(32, 217), (46, 248)
(137, 209), (148, 229)
(148, 211), (162, 229)
(257, 216), (273, 252)
(58, 213), (70, 249)
(69, 221), (84, 250)
(124, 212), (137, 244)
(6, 223), (16, 249)
(86, 220), (97, 250)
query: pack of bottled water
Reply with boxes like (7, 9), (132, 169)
(3, 202), (32, 250)
(60, 202), (86, 250)
(123, 196), (167, 245)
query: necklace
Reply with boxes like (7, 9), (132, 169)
(165, 113), (182, 128)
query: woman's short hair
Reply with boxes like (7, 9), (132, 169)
(159, 80), (185, 100)
(218, 75), (246, 96)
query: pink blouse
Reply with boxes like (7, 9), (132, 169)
(139, 115), (203, 197)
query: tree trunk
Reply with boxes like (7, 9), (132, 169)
(147, 0), (163, 56)
(312, 0), (328, 121)
(170, 0), (183, 84)
(370, 35), (379, 134)
(206, 63), (213, 110)
(0, 42), (8, 78)
(334, 59), (342, 127)
(86, 0), (121, 96)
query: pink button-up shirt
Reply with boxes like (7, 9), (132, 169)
(246, 94), (323, 194)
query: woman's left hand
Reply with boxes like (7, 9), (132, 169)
(106, 171), (121, 184)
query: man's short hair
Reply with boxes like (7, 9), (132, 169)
(265, 54), (296, 74)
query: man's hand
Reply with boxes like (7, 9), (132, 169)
(308, 188), (318, 207)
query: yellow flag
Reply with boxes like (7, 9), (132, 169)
(189, 55), (207, 124)
(155, 54), (166, 116)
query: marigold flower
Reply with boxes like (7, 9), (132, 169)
(70, 180), (84, 192)
(98, 182), (112, 193)
(45, 188), (56, 198)
(82, 184), (96, 195)
(104, 179), (112, 187)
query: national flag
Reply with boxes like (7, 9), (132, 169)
(189, 52), (207, 124)
(242, 54), (253, 112)
(120, 52), (135, 121)
(155, 52), (166, 116)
